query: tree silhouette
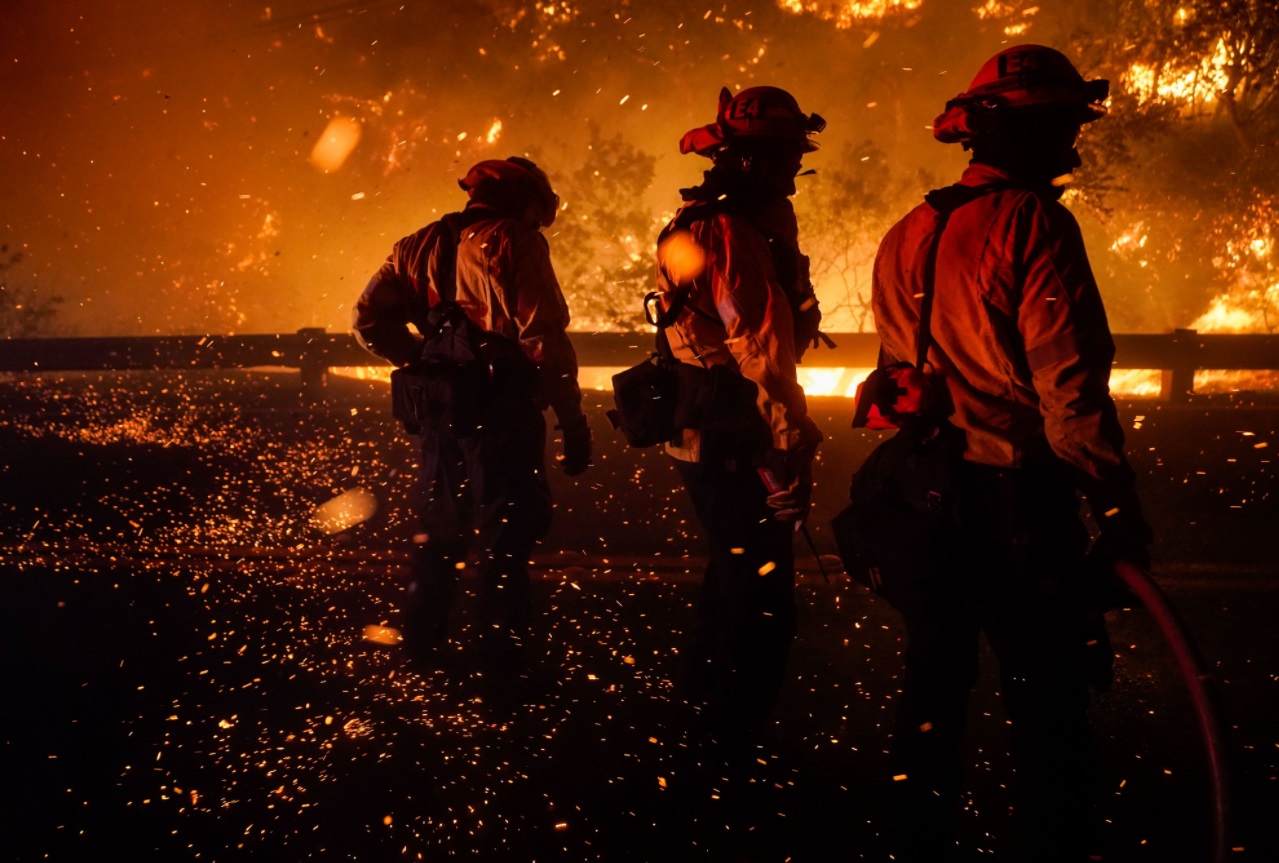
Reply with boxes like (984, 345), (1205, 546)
(0, 245), (64, 338)
(549, 126), (661, 332)
(796, 141), (933, 332)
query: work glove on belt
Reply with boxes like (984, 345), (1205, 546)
(556, 413), (593, 477)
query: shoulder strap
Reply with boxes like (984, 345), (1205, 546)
(433, 208), (500, 306)
(647, 199), (730, 332)
(427, 213), (462, 306)
(915, 182), (1006, 370)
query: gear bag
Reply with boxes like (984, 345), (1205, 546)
(832, 183), (1004, 607)
(607, 272), (767, 460)
(609, 198), (811, 453)
(390, 214), (532, 435)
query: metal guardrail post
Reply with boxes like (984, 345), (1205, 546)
(296, 327), (330, 400)
(1162, 329), (1198, 403)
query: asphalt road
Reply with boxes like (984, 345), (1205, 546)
(1, 372), (1276, 862)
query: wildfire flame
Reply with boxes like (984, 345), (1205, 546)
(1125, 39), (1232, 109)
(776, 0), (923, 28)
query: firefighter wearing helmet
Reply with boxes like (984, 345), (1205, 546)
(864, 45), (1150, 861)
(353, 156), (591, 674)
(654, 85), (826, 753)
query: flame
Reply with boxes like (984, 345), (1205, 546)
(1125, 38), (1231, 108)
(972, 0), (1039, 35)
(1109, 369), (1163, 398)
(776, 0), (923, 28)
(1190, 218), (1278, 335)
(1192, 294), (1270, 333)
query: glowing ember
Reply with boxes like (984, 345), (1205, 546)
(362, 624), (403, 645)
(310, 487), (379, 534)
(310, 116), (363, 172)
(656, 230), (708, 286)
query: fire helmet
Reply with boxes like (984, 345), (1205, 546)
(933, 45), (1110, 144)
(680, 86), (825, 157)
(459, 156), (559, 227)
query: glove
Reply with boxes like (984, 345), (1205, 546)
(765, 465), (812, 525)
(759, 421), (822, 524)
(556, 414), (593, 477)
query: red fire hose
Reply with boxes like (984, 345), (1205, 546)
(1112, 561), (1232, 863)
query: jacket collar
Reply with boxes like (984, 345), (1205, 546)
(961, 161), (1065, 200)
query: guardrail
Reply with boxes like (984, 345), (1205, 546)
(2, 327), (1277, 402)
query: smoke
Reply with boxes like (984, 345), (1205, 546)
(2, 1), (1273, 337)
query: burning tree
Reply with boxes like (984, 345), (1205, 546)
(547, 127), (661, 332)
(1064, 0), (1279, 332)
(796, 141), (933, 332)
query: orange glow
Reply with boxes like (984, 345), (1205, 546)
(657, 230), (708, 286)
(310, 487), (379, 533)
(362, 625), (404, 645)
(777, 0), (923, 28)
(310, 116), (362, 172)
(331, 364), (1278, 399)
(1109, 369), (1163, 398)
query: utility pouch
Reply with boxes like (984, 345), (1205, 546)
(830, 421), (964, 611)
(607, 354), (679, 447)
(851, 361), (942, 430)
(391, 358), (489, 435)
(391, 294), (529, 436)
(666, 362), (768, 464)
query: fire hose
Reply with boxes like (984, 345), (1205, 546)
(1112, 561), (1232, 863)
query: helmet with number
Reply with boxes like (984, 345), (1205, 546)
(459, 156), (560, 227)
(934, 45), (1110, 144)
(680, 86), (826, 157)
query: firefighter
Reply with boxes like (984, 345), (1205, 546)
(353, 157), (591, 671)
(657, 86), (825, 752)
(870, 46), (1151, 861)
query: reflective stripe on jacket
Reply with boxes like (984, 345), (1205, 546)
(352, 204), (583, 422)
(873, 163), (1139, 517)
(656, 205), (812, 462)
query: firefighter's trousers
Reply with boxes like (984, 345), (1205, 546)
(406, 402), (552, 659)
(674, 458), (797, 743)
(888, 460), (1100, 863)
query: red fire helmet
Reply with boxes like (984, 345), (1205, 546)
(934, 45), (1110, 144)
(458, 156), (559, 227)
(680, 86), (825, 157)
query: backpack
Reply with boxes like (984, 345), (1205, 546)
(390, 214), (532, 435)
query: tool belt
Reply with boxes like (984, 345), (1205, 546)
(391, 300), (535, 436)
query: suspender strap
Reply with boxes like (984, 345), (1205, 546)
(433, 207), (502, 306)
(915, 182), (1007, 370)
(915, 208), (952, 371)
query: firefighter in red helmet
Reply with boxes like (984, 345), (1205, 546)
(353, 156), (590, 674)
(866, 45), (1150, 861)
(655, 85), (825, 754)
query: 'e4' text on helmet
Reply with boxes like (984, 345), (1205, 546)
(933, 45), (1110, 145)
(680, 86), (826, 157)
